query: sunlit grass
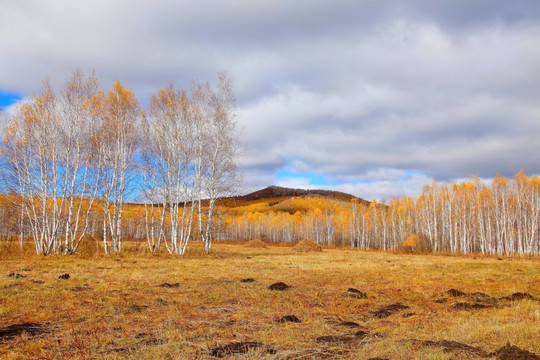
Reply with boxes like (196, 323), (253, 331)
(0, 242), (539, 359)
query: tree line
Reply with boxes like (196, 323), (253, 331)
(220, 171), (539, 257)
(0, 71), (240, 255)
(1, 72), (538, 258)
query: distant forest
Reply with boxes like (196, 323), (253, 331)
(221, 171), (539, 257)
(0, 73), (538, 257)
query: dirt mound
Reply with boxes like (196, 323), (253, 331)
(240, 278), (255, 283)
(451, 302), (493, 310)
(315, 335), (355, 344)
(339, 321), (361, 328)
(354, 330), (370, 339)
(8, 273), (26, 279)
(500, 292), (537, 301)
(371, 303), (410, 318)
(447, 289), (467, 297)
(129, 304), (148, 312)
(58, 273), (70, 279)
(412, 339), (487, 357)
(244, 239), (267, 248)
(347, 288), (368, 299)
(316, 330), (380, 344)
(159, 282), (180, 288)
(468, 292), (497, 303)
(269, 282), (289, 291)
(294, 239), (322, 252)
(277, 315), (301, 323)
(0, 322), (48, 342)
(210, 341), (276, 357)
(490, 343), (540, 360)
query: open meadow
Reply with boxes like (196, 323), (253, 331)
(1, 242), (539, 359)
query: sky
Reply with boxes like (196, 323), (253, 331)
(1, 0), (539, 201)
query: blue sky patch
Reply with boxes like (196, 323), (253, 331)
(0, 91), (22, 108)
(274, 168), (339, 186)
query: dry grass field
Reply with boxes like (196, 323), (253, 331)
(1, 242), (539, 359)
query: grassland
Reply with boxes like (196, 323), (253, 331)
(1, 242), (539, 359)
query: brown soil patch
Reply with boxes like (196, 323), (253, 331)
(0, 322), (48, 342)
(8, 272), (26, 279)
(58, 273), (70, 279)
(294, 238), (322, 252)
(451, 302), (493, 310)
(277, 315), (301, 323)
(158, 282), (180, 288)
(244, 239), (267, 248)
(31, 280), (44, 284)
(490, 343), (540, 360)
(240, 278), (255, 283)
(354, 330), (370, 340)
(210, 341), (276, 357)
(445, 289), (499, 308)
(500, 292), (538, 301)
(412, 339), (487, 357)
(129, 304), (148, 312)
(447, 289), (467, 297)
(371, 303), (410, 318)
(468, 292), (497, 303)
(269, 282), (289, 291)
(316, 330), (380, 344)
(402, 312), (416, 318)
(315, 335), (355, 344)
(339, 321), (361, 328)
(433, 298), (448, 303)
(347, 288), (368, 299)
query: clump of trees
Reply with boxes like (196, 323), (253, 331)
(220, 172), (539, 257)
(1, 71), (538, 258)
(0, 70), (241, 255)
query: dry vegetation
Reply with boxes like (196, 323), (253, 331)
(294, 239), (322, 252)
(1, 242), (539, 359)
(244, 239), (268, 249)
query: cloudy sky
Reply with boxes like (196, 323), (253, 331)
(1, 0), (539, 201)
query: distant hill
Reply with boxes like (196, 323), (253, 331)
(229, 186), (370, 206)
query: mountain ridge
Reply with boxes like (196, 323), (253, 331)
(230, 185), (371, 206)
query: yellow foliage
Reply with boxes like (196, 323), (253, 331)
(403, 234), (418, 248)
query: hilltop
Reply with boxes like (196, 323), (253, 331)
(224, 185), (370, 207)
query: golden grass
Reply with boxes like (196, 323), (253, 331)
(0, 242), (539, 359)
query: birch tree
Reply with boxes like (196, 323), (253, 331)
(193, 73), (241, 254)
(96, 80), (141, 253)
(143, 84), (195, 255)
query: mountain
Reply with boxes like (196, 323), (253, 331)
(229, 186), (370, 206)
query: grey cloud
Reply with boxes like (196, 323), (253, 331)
(1, 0), (539, 199)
